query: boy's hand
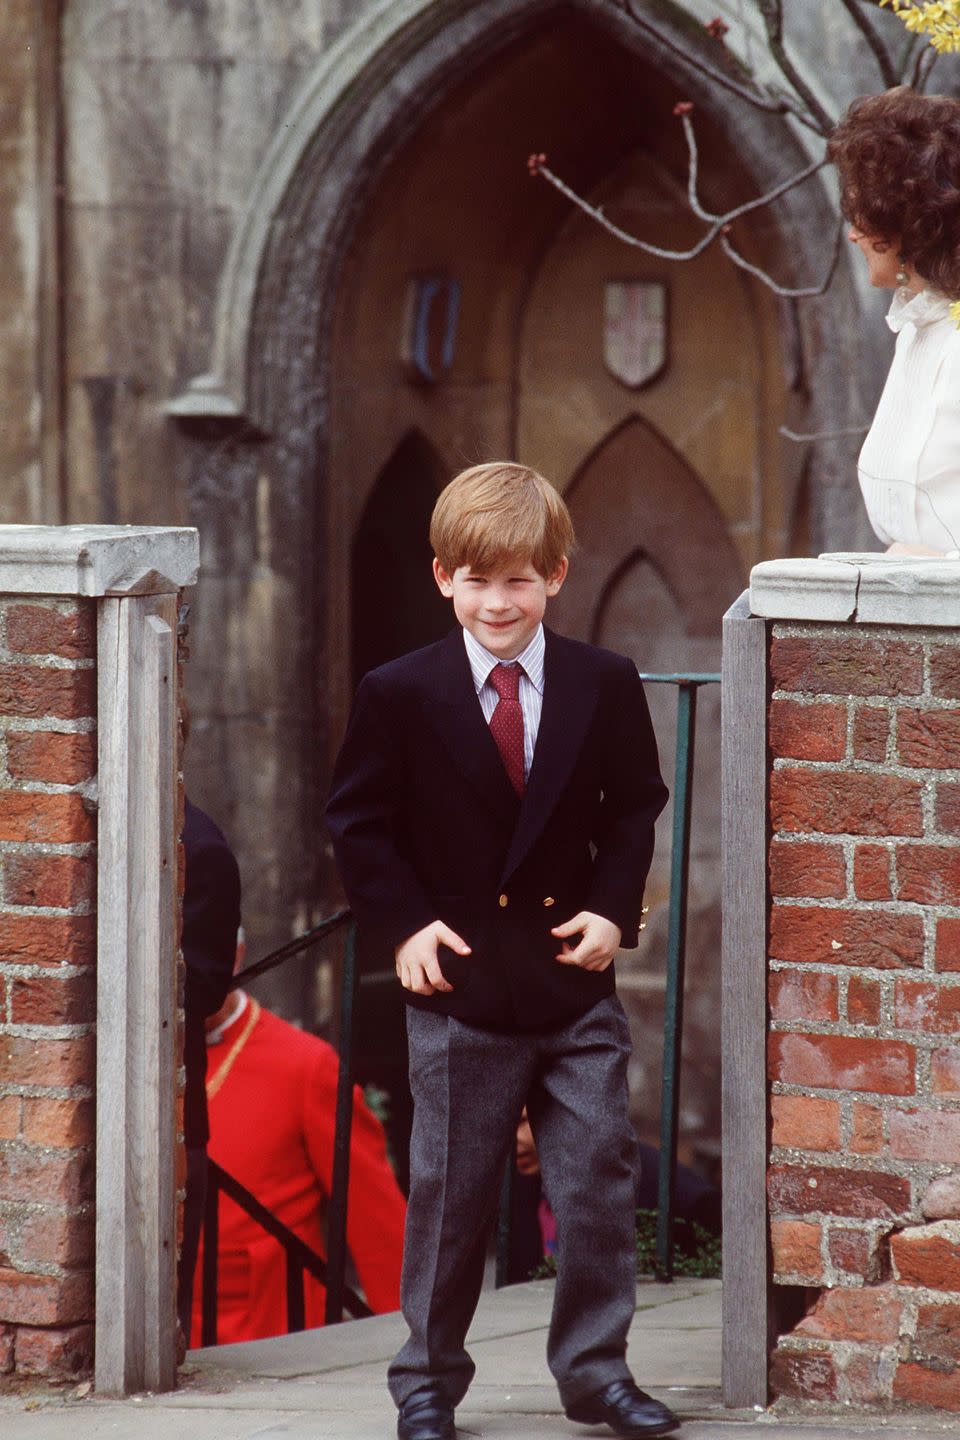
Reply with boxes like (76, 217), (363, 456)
(395, 921), (471, 996)
(552, 911), (622, 971)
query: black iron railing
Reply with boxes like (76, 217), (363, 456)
(198, 667), (719, 1339)
(199, 1156), (371, 1346)
(197, 908), (361, 1335)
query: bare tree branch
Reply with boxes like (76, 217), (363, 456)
(530, 0), (947, 307)
(837, 0), (899, 88)
(680, 111), (827, 228)
(533, 161), (723, 260)
(611, 0), (826, 134)
(756, 0), (835, 133)
(898, 28), (923, 81)
(532, 135), (839, 300)
(719, 219), (845, 298)
(913, 41), (940, 88)
(780, 423), (870, 442)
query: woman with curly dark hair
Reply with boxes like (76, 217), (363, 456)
(828, 86), (960, 555)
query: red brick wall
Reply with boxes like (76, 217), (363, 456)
(768, 623), (960, 1411)
(0, 600), (97, 1380)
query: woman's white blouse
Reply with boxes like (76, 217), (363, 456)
(858, 287), (960, 552)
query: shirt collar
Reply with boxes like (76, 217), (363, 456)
(886, 285), (953, 334)
(206, 989), (248, 1046)
(463, 624), (545, 695)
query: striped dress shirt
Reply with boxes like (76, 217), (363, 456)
(463, 625), (544, 780)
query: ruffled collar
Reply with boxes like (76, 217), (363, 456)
(886, 286), (953, 333)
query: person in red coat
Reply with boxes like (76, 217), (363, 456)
(189, 981), (406, 1347)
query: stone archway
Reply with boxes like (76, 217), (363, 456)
(174, 0), (854, 1000)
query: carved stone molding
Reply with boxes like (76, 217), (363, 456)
(0, 525), (199, 597)
(168, 0), (835, 438)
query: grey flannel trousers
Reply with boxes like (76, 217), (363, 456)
(388, 994), (639, 1410)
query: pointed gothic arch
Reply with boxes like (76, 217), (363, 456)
(552, 416), (745, 645)
(350, 430), (450, 686)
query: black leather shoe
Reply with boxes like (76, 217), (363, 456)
(397, 1385), (456, 1440)
(566, 1379), (680, 1437)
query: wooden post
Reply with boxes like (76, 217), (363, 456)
(720, 592), (771, 1408)
(95, 595), (179, 1394)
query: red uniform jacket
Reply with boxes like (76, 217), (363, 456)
(190, 998), (406, 1346)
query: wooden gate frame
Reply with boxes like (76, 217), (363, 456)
(720, 591), (770, 1407)
(96, 589), (183, 1394)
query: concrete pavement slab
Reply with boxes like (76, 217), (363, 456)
(6, 1401), (960, 1440)
(0, 1405), (321, 1440)
(192, 1279), (720, 1382)
(630, 1286), (723, 1329)
(3, 1278), (960, 1439)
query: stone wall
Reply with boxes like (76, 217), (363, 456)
(0, 598), (97, 1380)
(763, 613), (960, 1410)
(0, 4), (57, 525)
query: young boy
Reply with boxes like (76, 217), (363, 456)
(326, 463), (675, 1440)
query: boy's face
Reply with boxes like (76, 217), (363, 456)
(433, 555), (568, 661)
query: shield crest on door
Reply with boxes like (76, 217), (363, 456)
(603, 281), (668, 389)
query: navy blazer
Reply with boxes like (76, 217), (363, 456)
(326, 627), (668, 1030)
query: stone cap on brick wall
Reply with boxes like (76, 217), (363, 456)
(0, 526), (199, 597)
(750, 552), (960, 628)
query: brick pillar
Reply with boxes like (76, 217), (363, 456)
(0, 527), (197, 1389)
(747, 555), (960, 1413)
(0, 599), (97, 1379)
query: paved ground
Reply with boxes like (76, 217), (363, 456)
(2, 1279), (960, 1439)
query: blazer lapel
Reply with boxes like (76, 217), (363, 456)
(501, 629), (597, 882)
(427, 628), (520, 824)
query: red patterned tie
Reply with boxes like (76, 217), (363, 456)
(488, 663), (525, 796)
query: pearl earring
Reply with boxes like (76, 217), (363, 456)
(896, 261), (910, 285)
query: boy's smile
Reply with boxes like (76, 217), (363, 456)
(433, 556), (568, 661)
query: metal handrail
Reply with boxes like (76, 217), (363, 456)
(199, 1157), (372, 1346)
(201, 665), (720, 1342)
(202, 906), (361, 1333)
(228, 907), (352, 991)
(325, 922), (359, 1324)
(641, 672), (720, 1281)
(491, 670), (721, 1285)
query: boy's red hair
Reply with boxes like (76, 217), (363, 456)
(430, 462), (574, 578)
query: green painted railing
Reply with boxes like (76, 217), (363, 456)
(639, 673), (721, 1282)
(205, 667), (720, 1332)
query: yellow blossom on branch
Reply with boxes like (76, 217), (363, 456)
(880, 0), (960, 53)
